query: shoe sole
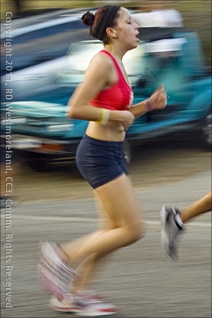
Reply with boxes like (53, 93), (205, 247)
(76, 310), (117, 317)
(49, 298), (117, 316)
(49, 297), (81, 313)
(159, 207), (174, 260)
(49, 304), (81, 313)
(50, 306), (116, 316)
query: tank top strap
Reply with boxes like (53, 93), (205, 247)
(99, 49), (122, 76)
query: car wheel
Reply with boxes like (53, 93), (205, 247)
(25, 153), (51, 171)
(202, 113), (212, 150)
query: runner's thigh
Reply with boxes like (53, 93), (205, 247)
(94, 173), (143, 229)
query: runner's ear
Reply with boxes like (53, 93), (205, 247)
(106, 27), (118, 39)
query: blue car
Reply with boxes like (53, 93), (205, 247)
(0, 8), (89, 101)
(1, 27), (211, 170)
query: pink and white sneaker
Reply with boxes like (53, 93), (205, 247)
(49, 294), (81, 313)
(37, 241), (76, 300)
(49, 292), (118, 317)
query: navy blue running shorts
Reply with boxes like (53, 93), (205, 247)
(76, 134), (128, 189)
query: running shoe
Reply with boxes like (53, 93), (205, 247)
(160, 206), (184, 260)
(49, 294), (81, 313)
(49, 292), (118, 316)
(37, 241), (76, 300)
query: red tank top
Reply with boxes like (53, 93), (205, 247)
(88, 50), (133, 111)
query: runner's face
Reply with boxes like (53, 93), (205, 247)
(115, 7), (139, 50)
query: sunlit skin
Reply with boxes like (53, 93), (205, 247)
(62, 7), (167, 294)
(67, 8), (166, 141)
(180, 191), (212, 223)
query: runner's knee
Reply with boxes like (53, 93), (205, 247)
(125, 222), (146, 245)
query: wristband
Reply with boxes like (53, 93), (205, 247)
(97, 108), (110, 125)
(145, 99), (153, 112)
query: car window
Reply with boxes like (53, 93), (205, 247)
(123, 44), (146, 83)
(174, 32), (205, 77)
(1, 20), (87, 75)
(65, 41), (104, 73)
(59, 41), (146, 86)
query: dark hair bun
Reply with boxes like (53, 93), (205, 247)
(81, 11), (95, 26)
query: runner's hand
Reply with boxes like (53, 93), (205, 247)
(148, 84), (167, 110)
(119, 110), (135, 131)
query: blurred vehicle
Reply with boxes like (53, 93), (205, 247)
(1, 27), (211, 171)
(0, 8), (91, 101)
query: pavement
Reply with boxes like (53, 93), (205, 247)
(1, 170), (211, 318)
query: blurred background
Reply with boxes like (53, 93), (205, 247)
(1, 0), (211, 62)
(0, 2), (211, 318)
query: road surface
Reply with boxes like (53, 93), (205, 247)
(1, 136), (211, 318)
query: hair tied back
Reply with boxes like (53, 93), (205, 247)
(81, 11), (95, 26)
